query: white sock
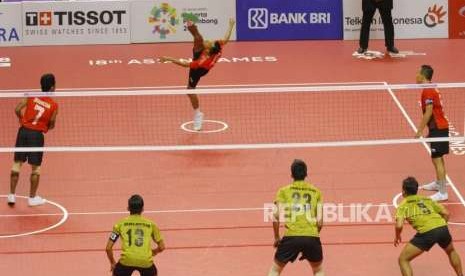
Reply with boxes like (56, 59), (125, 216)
(268, 263), (282, 276)
(194, 109), (201, 116)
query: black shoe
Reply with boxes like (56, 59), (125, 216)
(357, 47), (367, 54)
(387, 46), (399, 54)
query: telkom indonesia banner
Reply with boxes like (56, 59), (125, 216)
(449, 0), (465, 38)
(344, 0), (449, 39)
(130, 0), (236, 43)
(22, 1), (130, 45)
(236, 0), (343, 40)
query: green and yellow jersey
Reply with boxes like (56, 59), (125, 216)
(275, 180), (322, 237)
(110, 215), (163, 268)
(396, 195), (447, 234)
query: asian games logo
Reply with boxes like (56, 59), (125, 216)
(424, 4), (447, 28)
(149, 3), (179, 39)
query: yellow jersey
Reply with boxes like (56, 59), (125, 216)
(396, 195), (447, 234)
(111, 215), (163, 268)
(275, 180), (322, 237)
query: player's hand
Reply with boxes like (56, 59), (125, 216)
(273, 238), (280, 248)
(229, 18), (236, 26)
(159, 56), (169, 63)
(394, 236), (402, 247)
(110, 262), (116, 272)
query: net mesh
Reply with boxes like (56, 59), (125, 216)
(0, 83), (464, 151)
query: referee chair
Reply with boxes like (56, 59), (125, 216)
(358, 0), (399, 54)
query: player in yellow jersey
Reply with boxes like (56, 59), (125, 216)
(106, 195), (165, 276)
(268, 159), (324, 276)
(395, 177), (463, 276)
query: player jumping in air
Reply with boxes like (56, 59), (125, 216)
(160, 16), (235, 131)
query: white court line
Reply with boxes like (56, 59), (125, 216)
(0, 82), (386, 93)
(385, 82), (465, 207)
(1, 202), (463, 218)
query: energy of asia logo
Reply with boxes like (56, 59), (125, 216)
(148, 3), (179, 39)
(424, 4), (447, 28)
(248, 7), (331, 30)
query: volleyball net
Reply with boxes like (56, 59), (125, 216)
(0, 82), (464, 152)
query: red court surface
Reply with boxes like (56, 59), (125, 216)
(0, 39), (465, 276)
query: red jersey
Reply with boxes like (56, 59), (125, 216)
(421, 88), (448, 130)
(21, 97), (58, 133)
(190, 40), (224, 70)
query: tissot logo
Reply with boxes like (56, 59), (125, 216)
(248, 8), (268, 29)
(25, 10), (126, 26)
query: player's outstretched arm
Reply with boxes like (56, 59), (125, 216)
(223, 18), (236, 45)
(160, 57), (190, 68)
(272, 202), (281, 247)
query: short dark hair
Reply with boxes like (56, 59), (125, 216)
(209, 41), (222, 55)
(420, 65), (434, 81)
(128, 194), (144, 214)
(291, 159), (307, 180)
(402, 177), (419, 196)
(40, 73), (55, 92)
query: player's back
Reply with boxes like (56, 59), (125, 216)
(113, 215), (161, 268)
(22, 97), (58, 133)
(276, 181), (322, 238)
(397, 195), (447, 233)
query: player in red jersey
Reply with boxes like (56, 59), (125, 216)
(415, 65), (450, 201)
(8, 74), (58, 207)
(160, 18), (235, 131)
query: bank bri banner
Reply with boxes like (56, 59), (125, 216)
(236, 0), (343, 41)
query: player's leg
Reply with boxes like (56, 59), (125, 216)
(359, 5), (376, 52)
(28, 130), (46, 206)
(430, 155), (448, 201)
(378, 3), (397, 53)
(398, 243), (424, 276)
(303, 237), (324, 276)
(112, 262), (136, 276)
(8, 161), (23, 206)
(137, 264), (157, 276)
(309, 261), (324, 276)
(268, 260), (285, 276)
(187, 24), (204, 53)
(9, 127), (28, 205)
(444, 243), (464, 276)
(187, 68), (209, 131)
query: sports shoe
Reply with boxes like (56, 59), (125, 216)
(357, 47), (367, 54)
(7, 194), (15, 206)
(193, 112), (204, 131)
(387, 46), (399, 54)
(28, 196), (46, 206)
(430, 192), (448, 201)
(421, 181), (440, 191)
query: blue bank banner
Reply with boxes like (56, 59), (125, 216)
(236, 0), (343, 40)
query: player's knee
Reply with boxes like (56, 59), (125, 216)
(10, 171), (19, 178)
(310, 261), (323, 273)
(11, 162), (22, 173)
(31, 166), (41, 176)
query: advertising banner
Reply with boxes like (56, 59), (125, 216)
(344, 0), (449, 39)
(130, 0), (236, 43)
(449, 0), (465, 38)
(0, 3), (22, 46)
(236, 0), (343, 41)
(22, 0), (130, 45)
